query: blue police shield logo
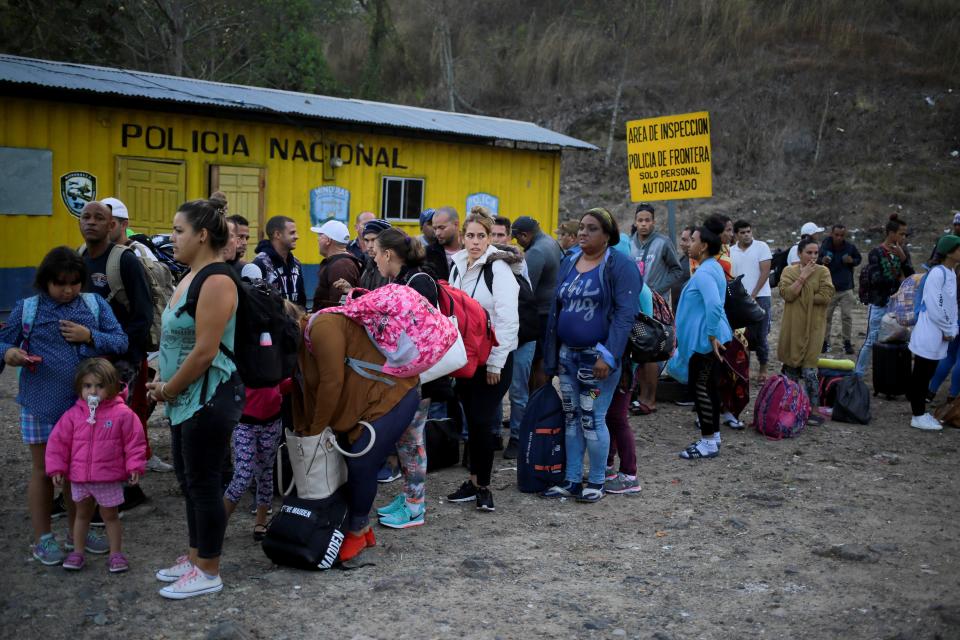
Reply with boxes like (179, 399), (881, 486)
(310, 186), (350, 226)
(60, 171), (97, 217)
(466, 192), (499, 214)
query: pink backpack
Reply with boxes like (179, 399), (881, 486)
(752, 374), (811, 439)
(318, 284), (459, 378)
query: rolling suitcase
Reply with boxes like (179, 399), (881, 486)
(872, 342), (910, 397)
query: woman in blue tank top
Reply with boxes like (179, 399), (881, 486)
(146, 197), (244, 601)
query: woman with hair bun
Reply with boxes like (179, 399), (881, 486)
(854, 214), (913, 376)
(369, 227), (443, 528)
(667, 219), (733, 459)
(147, 198), (244, 600)
(446, 206), (519, 513)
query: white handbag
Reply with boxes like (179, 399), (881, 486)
(420, 326), (468, 384)
(282, 423), (377, 499)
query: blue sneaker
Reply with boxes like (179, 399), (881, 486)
(32, 534), (65, 566)
(376, 494), (406, 517)
(377, 462), (402, 484)
(65, 529), (109, 555)
(379, 503), (425, 529)
(541, 482), (582, 499)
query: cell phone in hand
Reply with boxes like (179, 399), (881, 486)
(24, 354), (42, 373)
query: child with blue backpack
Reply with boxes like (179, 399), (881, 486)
(0, 247), (128, 565)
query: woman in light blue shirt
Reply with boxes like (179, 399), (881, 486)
(667, 219), (733, 459)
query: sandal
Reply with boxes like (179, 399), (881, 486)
(723, 417), (745, 429)
(630, 401), (656, 416)
(253, 524), (268, 542)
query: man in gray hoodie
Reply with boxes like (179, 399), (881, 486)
(629, 203), (684, 414)
(629, 203), (685, 297)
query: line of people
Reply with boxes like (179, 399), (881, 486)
(7, 193), (959, 601)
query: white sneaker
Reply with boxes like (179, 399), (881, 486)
(910, 413), (943, 431)
(146, 455), (174, 473)
(158, 566), (223, 600)
(156, 555), (193, 582)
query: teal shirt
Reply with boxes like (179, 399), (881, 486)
(159, 293), (237, 426)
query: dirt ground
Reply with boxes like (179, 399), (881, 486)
(3, 300), (960, 640)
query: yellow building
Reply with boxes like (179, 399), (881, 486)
(0, 54), (594, 309)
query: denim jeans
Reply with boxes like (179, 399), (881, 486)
(493, 341), (536, 440)
(930, 334), (960, 398)
(344, 388), (420, 531)
(854, 304), (886, 376)
(557, 345), (619, 485)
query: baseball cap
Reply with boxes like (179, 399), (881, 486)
(556, 219), (579, 236)
(800, 221), (824, 236)
(419, 208), (436, 226)
(101, 197), (129, 220)
(511, 216), (539, 236)
(952, 211), (960, 225)
(311, 219), (351, 244)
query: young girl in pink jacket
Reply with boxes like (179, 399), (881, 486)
(45, 359), (147, 573)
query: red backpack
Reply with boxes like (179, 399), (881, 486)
(436, 280), (498, 378)
(752, 374), (811, 439)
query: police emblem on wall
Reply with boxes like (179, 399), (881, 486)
(60, 171), (97, 217)
(310, 186), (350, 227)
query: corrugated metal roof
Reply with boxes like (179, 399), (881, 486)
(0, 54), (597, 150)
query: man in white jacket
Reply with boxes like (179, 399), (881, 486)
(908, 234), (960, 430)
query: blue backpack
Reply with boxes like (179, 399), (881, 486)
(516, 384), (565, 493)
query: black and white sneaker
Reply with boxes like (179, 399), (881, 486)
(475, 487), (495, 512)
(447, 480), (478, 502)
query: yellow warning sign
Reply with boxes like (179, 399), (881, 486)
(626, 111), (712, 201)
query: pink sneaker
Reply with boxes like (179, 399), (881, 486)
(108, 552), (129, 573)
(62, 551), (85, 570)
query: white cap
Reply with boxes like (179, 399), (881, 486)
(311, 219), (351, 244)
(240, 263), (263, 281)
(101, 197), (129, 220)
(800, 221), (824, 236)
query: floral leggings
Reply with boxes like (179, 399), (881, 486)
(224, 419), (283, 507)
(396, 398), (430, 505)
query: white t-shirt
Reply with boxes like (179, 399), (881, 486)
(787, 244), (799, 265)
(731, 240), (773, 297)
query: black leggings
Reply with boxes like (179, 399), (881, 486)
(171, 373), (245, 559)
(344, 388), (420, 531)
(457, 353), (514, 487)
(910, 355), (939, 417)
(689, 352), (720, 437)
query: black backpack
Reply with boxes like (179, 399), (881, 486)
(181, 263), (300, 389)
(832, 376), (872, 424)
(768, 249), (790, 287)
(482, 263), (540, 344)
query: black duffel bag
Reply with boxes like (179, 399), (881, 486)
(628, 312), (675, 363)
(725, 275), (766, 330)
(262, 488), (348, 570)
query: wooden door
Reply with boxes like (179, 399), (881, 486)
(210, 165), (266, 249)
(116, 158), (186, 238)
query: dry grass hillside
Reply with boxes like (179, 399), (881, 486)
(323, 0), (960, 252)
